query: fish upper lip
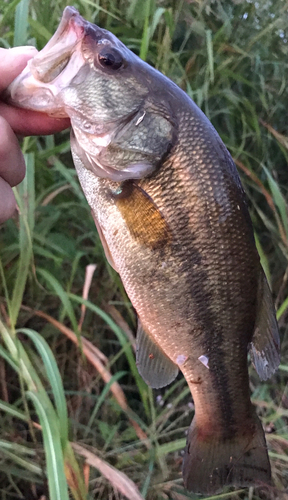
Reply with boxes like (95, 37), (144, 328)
(44, 6), (86, 50)
(29, 7), (87, 83)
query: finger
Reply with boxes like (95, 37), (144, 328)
(0, 102), (70, 136)
(0, 46), (38, 93)
(0, 178), (17, 223)
(0, 116), (26, 186)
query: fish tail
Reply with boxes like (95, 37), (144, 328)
(183, 414), (271, 494)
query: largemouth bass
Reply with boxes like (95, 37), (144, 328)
(8, 7), (280, 494)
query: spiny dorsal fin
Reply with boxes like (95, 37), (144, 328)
(136, 320), (178, 389)
(249, 270), (280, 381)
(114, 182), (172, 249)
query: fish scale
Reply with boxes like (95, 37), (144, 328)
(7, 6), (280, 494)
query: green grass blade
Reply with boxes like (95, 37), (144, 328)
(26, 390), (69, 500)
(80, 0), (122, 22)
(0, 259), (12, 319)
(277, 296), (288, 320)
(140, 0), (152, 61)
(62, 441), (88, 500)
(0, 344), (19, 372)
(37, 268), (80, 338)
(0, 463), (42, 483)
(17, 327), (69, 445)
(0, 319), (37, 391)
(263, 166), (288, 239)
(156, 438), (186, 458)
(140, 450), (155, 497)
(0, 439), (35, 455)
(13, 0), (30, 46)
(85, 370), (127, 436)
(269, 451), (288, 463)
(0, 448), (42, 475)
(206, 29), (214, 84)
(150, 7), (165, 39)
(0, 399), (29, 421)
(1, 0), (22, 31)
(254, 232), (271, 285)
(28, 17), (52, 43)
(68, 293), (149, 414)
(68, 294), (135, 372)
(52, 158), (85, 200)
(10, 153), (35, 328)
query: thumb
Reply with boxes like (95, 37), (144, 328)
(0, 46), (38, 93)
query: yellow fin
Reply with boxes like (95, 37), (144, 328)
(114, 182), (171, 249)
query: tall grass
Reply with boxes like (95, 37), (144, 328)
(0, 0), (288, 499)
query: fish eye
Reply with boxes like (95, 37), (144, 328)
(96, 49), (123, 70)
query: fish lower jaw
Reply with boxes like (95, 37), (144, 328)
(8, 70), (63, 113)
(8, 49), (86, 115)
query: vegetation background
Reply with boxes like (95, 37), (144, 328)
(0, 0), (287, 499)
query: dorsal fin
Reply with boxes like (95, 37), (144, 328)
(136, 320), (178, 388)
(249, 270), (280, 381)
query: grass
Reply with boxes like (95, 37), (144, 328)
(0, 0), (288, 499)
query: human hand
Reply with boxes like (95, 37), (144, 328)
(0, 46), (70, 223)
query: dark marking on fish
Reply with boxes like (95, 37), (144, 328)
(155, 160), (237, 434)
(190, 377), (202, 384)
(235, 463), (270, 473)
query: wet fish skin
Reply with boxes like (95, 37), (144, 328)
(7, 7), (280, 494)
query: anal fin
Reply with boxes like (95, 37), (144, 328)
(249, 270), (280, 381)
(136, 320), (178, 389)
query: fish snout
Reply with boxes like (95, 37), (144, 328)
(24, 7), (86, 85)
(6, 8), (90, 115)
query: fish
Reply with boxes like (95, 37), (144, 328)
(7, 7), (280, 494)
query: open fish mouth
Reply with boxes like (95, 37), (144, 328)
(7, 7), (89, 116)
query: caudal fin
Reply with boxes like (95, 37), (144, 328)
(183, 415), (271, 494)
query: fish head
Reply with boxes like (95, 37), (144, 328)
(9, 6), (147, 119)
(8, 7), (176, 181)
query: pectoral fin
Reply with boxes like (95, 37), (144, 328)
(249, 270), (280, 380)
(114, 182), (172, 249)
(136, 320), (179, 388)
